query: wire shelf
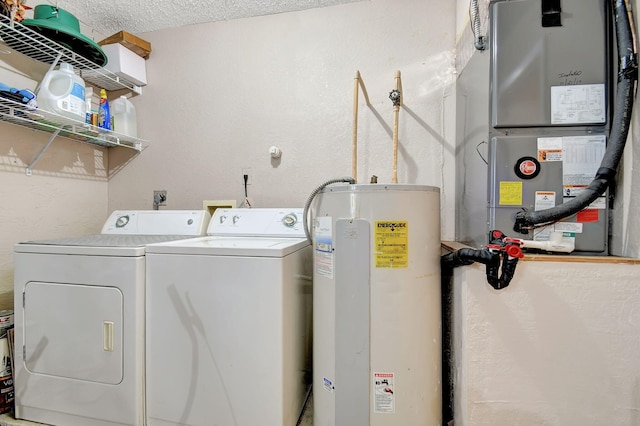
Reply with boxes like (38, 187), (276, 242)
(0, 97), (144, 151)
(0, 14), (141, 93)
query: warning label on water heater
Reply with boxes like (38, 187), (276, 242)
(373, 372), (395, 413)
(374, 221), (408, 268)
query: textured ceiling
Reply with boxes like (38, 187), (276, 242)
(46, 0), (363, 36)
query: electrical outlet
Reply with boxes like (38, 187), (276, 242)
(153, 190), (167, 207)
(241, 168), (252, 185)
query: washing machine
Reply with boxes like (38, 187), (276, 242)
(144, 208), (312, 426)
(13, 210), (210, 426)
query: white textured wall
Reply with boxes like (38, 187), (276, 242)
(0, 0), (456, 309)
(451, 260), (640, 426)
(0, 44), (109, 310)
(107, 0), (457, 238)
(0, 125), (109, 309)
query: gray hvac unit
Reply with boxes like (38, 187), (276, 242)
(488, 0), (611, 253)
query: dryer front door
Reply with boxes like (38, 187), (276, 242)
(23, 282), (123, 384)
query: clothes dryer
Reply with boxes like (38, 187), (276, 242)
(13, 210), (210, 426)
(145, 208), (312, 426)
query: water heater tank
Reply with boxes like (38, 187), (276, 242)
(311, 184), (442, 425)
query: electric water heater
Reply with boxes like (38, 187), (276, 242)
(311, 184), (442, 425)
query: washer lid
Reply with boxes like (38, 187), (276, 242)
(146, 236), (309, 257)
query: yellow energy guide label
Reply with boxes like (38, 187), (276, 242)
(374, 221), (408, 268)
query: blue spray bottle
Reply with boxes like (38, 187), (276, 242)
(98, 89), (111, 130)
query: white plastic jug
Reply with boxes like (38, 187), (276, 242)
(111, 96), (137, 138)
(36, 63), (86, 121)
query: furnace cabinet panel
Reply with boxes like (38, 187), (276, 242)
(490, 0), (610, 129)
(489, 133), (608, 253)
(488, 0), (611, 253)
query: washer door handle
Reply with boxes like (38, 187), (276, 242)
(103, 321), (114, 352)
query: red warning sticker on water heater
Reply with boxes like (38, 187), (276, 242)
(373, 372), (395, 414)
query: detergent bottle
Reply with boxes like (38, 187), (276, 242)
(98, 88), (111, 130)
(111, 95), (137, 137)
(36, 62), (86, 121)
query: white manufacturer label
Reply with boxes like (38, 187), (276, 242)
(551, 84), (605, 124)
(314, 216), (333, 278)
(537, 137), (563, 162)
(562, 135), (606, 197)
(323, 377), (334, 393)
(554, 222), (584, 234)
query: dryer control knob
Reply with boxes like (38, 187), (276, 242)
(115, 215), (129, 228)
(282, 213), (297, 227)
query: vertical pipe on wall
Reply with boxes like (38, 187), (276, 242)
(352, 71), (371, 184)
(391, 70), (403, 183)
(353, 71), (360, 183)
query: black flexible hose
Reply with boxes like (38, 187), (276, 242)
(514, 0), (637, 233)
(441, 247), (495, 268)
(441, 247), (520, 290)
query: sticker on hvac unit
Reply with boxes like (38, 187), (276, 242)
(550, 84), (606, 125)
(562, 135), (606, 197)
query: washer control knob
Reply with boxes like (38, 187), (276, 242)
(233, 215), (240, 224)
(282, 213), (297, 227)
(115, 215), (129, 228)
(219, 215), (227, 223)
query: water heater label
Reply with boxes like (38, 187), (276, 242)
(550, 84), (605, 124)
(322, 377), (334, 393)
(373, 372), (395, 413)
(314, 216), (333, 278)
(374, 221), (408, 268)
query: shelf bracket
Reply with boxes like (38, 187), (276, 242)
(26, 128), (61, 176)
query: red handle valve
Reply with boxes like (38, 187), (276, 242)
(505, 244), (524, 259)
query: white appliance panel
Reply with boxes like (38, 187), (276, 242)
(24, 282), (123, 384)
(102, 210), (209, 235)
(14, 210), (211, 426)
(14, 253), (145, 426)
(146, 243), (312, 425)
(208, 208), (305, 237)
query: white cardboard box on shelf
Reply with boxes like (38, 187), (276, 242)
(102, 43), (147, 86)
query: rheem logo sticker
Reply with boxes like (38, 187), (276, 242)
(514, 156), (541, 179)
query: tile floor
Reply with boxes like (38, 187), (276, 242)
(0, 412), (45, 425)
